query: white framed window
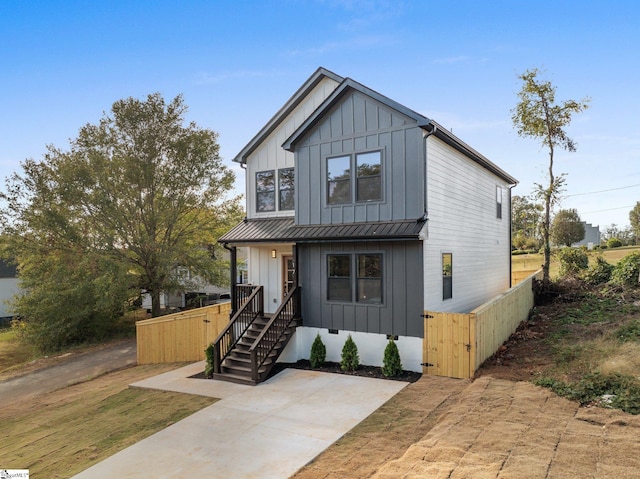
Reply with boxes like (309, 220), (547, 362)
(496, 186), (503, 219)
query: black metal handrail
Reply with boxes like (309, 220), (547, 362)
(212, 285), (263, 375)
(248, 286), (300, 382)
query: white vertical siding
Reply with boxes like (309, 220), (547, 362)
(247, 245), (293, 314)
(245, 77), (340, 219)
(423, 137), (512, 313)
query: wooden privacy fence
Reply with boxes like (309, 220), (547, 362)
(136, 302), (231, 364)
(512, 269), (540, 285)
(424, 270), (542, 379)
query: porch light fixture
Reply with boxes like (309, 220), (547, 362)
(271, 249), (277, 258)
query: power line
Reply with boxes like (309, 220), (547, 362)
(582, 205), (636, 214)
(565, 183), (640, 198)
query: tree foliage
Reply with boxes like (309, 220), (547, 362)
(551, 208), (585, 247)
(630, 202), (640, 245)
(382, 338), (403, 377)
(512, 194), (543, 250)
(310, 333), (327, 368)
(511, 68), (590, 285)
(2, 93), (243, 350)
(340, 335), (360, 372)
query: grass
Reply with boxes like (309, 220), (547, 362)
(531, 280), (640, 414)
(0, 364), (216, 478)
(0, 327), (39, 375)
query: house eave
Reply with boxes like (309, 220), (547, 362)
(232, 67), (344, 164)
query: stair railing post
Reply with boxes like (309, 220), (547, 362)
(213, 341), (221, 374)
(251, 348), (258, 383)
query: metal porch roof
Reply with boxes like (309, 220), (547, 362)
(218, 218), (426, 244)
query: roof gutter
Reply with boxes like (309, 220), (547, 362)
(420, 122), (438, 224)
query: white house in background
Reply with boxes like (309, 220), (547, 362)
(0, 260), (20, 323)
(217, 67), (517, 380)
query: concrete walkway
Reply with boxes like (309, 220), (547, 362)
(72, 362), (408, 479)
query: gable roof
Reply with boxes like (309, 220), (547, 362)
(282, 76), (517, 185)
(232, 67), (344, 164)
(218, 217), (425, 244)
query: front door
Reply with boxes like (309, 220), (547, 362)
(282, 255), (295, 297)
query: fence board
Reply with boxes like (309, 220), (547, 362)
(424, 270), (542, 379)
(136, 302), (231, 364)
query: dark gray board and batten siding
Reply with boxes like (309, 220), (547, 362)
(295, 91), (425, 226)
(298, 241), (424, 338)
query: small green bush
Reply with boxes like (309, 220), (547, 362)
(204, 343), (215, 378)
(582, 256), (614, 285)
(310, 333), (327, 368)
(615, 319), (640, 342)
(607, 238), (623, 248)
(341, 334), (360, 372)
(611, 251), (640, 287)
(382, 339), (403, 377)
(557, 247), (589, 277)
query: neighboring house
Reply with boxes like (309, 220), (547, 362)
(572, 222), (601, 249)
(0, 260), (20, 324)
(217, 67), (517, 381)
(141, 249), (247, 311)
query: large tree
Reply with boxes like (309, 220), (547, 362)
(2, 93), (242, 327)
(630, 202), (640, 245)
(551, 208), (585, 247)
(512, 194), (543, 249)
(512, 68), (590, 285)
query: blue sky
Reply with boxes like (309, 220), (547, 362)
(1, 0), (639, 229)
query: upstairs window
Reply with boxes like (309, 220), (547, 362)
(327, 156), (351, 205)
(279, 168), (295, 210)
(256, 170), (275, 212)
(327, 150), (382, 205)
(356, 152), (382, 202)
(442, 253), (452, 300)
(496, 186), (503, 219)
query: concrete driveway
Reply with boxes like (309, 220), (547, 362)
(71, 362), (408, 479)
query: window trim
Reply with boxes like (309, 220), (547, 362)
(496, 185), (503, 220)
(325, 149), (383, 206)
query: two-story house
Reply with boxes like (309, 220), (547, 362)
(215, 67), (517, 384)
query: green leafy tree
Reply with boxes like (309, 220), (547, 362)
(629, 202), (640, 245)
(551, 209), (585, 247)
(2, 93), (242, 338)
(512, 194), (543, 244)
(512, 68), (590, 285)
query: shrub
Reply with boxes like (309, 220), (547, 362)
(382, 339), (403, 377)
(611, 251), (640, 287)
(557, 247), (589, 277)
(582, 256), (614, 285)
(341, 334), (360, 372)
(309, 333), (327, 368)
(204, 343), (215, 378)
(607, 238), (623, 248)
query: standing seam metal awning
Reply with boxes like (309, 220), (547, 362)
(218, 217), (426, 244)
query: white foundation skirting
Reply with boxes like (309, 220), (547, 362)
(278, 327), (423, 373)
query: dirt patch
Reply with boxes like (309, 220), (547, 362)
(373, 377), (640, 479)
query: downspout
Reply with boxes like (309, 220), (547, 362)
(223, 243), (237, 316)
(420, 123), (438, 222)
